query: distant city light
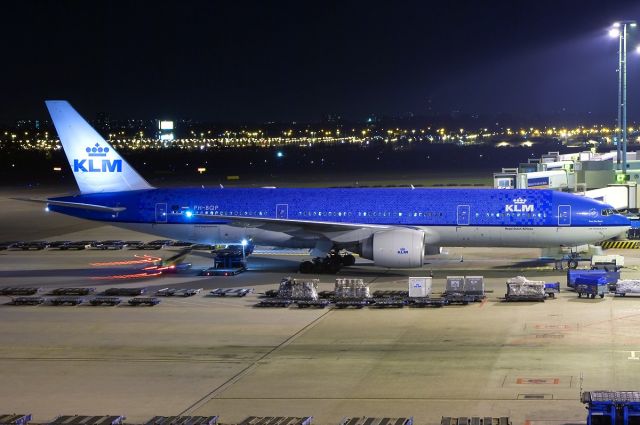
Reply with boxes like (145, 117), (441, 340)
(159, 120), (174, 130)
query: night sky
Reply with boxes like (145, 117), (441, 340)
(3, 0), (640, 123)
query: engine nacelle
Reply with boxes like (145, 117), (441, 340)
(360, 228), (425, 268)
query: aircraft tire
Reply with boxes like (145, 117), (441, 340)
(299, 261), (314, 274)
(341, 254), (356, 267)
(568, 260), (578, 269)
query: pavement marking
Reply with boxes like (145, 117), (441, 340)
(516, 378), (560, 385)
(178, 306), (334, 415)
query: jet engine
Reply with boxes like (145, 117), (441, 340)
(360, 228), (425, 268)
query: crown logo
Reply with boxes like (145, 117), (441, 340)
(85, 143), (109, 157)
(513, 197), (527, 204)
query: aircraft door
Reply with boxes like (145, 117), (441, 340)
(155, 203), (167, 223)
(276, 204), (288, 219)
(457, 205), (470, 226)
(558, 205), (571, 226)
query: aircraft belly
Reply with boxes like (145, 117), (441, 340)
(423, 226), (621, 248)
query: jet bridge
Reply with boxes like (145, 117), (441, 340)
(581, 184), (638, 211)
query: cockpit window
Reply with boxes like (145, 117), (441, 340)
(601, 208), (618, 216)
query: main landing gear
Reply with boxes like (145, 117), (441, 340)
(299, 250), (356, 274)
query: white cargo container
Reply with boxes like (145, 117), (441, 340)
(408, 277), (432, 298)
(591, 255), (624, 268)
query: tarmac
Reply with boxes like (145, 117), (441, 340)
(1, 190), (640, 425)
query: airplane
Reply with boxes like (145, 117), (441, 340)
(22, 100), (631, 273)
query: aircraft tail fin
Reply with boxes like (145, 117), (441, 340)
(45, 100), (154, 194)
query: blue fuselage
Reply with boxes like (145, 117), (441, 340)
(48, 187), (629, 249)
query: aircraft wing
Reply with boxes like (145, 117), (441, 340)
(13, 197), (126, 213)
(193, 213), (391, 243)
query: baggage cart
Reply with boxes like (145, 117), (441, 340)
(505, 277), (545, 302)
(575, 276), (608, 299)
(49, 296), (84, 306)
(371, 297), (406, 308)
(544, 282), (560, 299)
(0, 287), (40, 296)
(10, 296), (45, 305)
(49, 287), (95, 296)
(295, 299), (330, 308)
(128, 297), (160, 306)
(209, 288), (253, 297)
(88, 297), (122, 306)
(333, 298), (369, 309)
(408, 297), (448, 307)
(255, 298), (293, 308)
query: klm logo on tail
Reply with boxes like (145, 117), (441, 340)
(73, 143), (122, 173)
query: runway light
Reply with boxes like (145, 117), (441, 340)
(610, 28), (621, 38)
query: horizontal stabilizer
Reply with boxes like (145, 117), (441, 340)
(13, 197), (126, 213)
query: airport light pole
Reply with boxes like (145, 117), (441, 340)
(610, 21), (636, 175)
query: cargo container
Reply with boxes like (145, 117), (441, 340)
(575, 276), (608, 298)
(567, 269), (620, 288)
(408, 277), (432, 298)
